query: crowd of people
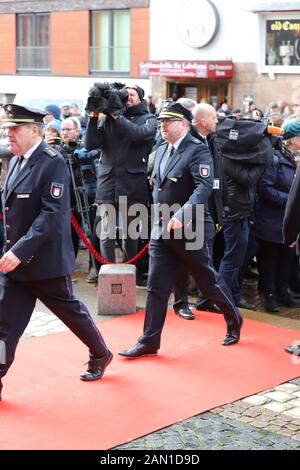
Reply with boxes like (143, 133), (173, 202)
(0, 89), (300, 398)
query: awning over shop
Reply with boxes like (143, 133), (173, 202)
(139, 61), (233, 79)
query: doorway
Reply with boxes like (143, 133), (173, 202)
(166, 79), (232, 109)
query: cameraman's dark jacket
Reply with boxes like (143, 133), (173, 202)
(85, 100), (157, 205)
(222, 158), (265, 221)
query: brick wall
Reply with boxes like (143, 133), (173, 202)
(130, 7), (149, 78)
(232, 63), (300, 111)
(0, 14), (15, 73)
(51, 10), (89, 76)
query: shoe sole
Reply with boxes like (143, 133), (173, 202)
(118, 352), (157, 359)
(222, 338), (239, 346)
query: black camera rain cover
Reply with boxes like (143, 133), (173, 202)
(216, 117), (274, 165)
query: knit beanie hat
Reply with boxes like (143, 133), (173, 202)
(45, 119), (61, 133)
(45, 104), (61, 121)
(282, 119), (300, 140)
(126, 85), (145, 101)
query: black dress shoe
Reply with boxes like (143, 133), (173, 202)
(80, 350), (113, 381)
(278, 292), (300, 308)
(285, 344), (300, 355)
(118, 342), (158, 359)
(195, 298), (221, 314)
(222, 319), (243, 346)
(265, 293), (280, 313)
(235, 299), (256, 310)
(174, 307), (195, 320)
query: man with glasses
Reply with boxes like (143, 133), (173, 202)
(118, 102), (243, 359)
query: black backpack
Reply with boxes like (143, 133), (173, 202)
(216, 116), (281, 165)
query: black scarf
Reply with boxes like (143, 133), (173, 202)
(125, 100), (149, 118)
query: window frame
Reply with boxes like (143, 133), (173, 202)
(16, 12), (50, 74)
(258, 11), (300, 75)
(89, 9), (130, 76)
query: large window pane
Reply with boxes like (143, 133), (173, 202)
(17, 13), (50, 72)
(113, 11), (130, 72)
(91, 10), (130, 73)
(93, 12), (109, 70)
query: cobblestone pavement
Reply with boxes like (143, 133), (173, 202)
(115, 380), (300, 450)
(116, 411), (300, 450)
(19, 254), (300, 450)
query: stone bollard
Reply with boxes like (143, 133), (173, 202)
(97, 264), (136, 315)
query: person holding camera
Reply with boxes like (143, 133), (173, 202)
(84, 83), (157, 278)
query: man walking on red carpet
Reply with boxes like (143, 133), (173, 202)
(118, 102), (243, 359)
(0, 104), (112, 401)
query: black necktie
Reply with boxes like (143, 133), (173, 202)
(160, 145), (175, 177)
(7, 156), (24, 192)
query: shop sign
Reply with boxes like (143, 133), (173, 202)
(139, 61), (233, 78)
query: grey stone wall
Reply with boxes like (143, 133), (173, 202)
(0, 0), (149, 13)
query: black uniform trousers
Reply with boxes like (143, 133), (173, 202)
(0, 273), (108, 377)
(173, 237), (214, 310)
(139, 238), (242, 349)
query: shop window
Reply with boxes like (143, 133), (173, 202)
(259, 13), (300, 74)
(16, 13), (50, 73)
(90, 10), (130, 74)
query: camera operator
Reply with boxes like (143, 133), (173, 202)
(85, 83), (157, 280)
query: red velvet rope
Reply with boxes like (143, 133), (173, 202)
(70, 212), (149, 265)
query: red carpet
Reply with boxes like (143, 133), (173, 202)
(0, 310), (300, 450)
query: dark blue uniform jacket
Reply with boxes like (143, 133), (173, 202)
(1, 141), (75, 281)
(150, 132), (215, 241)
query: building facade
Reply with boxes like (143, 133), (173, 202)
(0, 0), (300, 112)
(146, 0), (300, 112)
(0, 0), (151, 107)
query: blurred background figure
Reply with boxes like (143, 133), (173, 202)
(146, 95), (156, 114)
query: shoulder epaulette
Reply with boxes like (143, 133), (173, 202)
(44, 147), (58, 158)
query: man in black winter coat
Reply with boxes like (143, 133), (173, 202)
(218, 154), (265, 310)
(85, 86), (157, 267)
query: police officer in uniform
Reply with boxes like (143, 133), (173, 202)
(0, 104), (112, 401)
(118, 103), (243, 359)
